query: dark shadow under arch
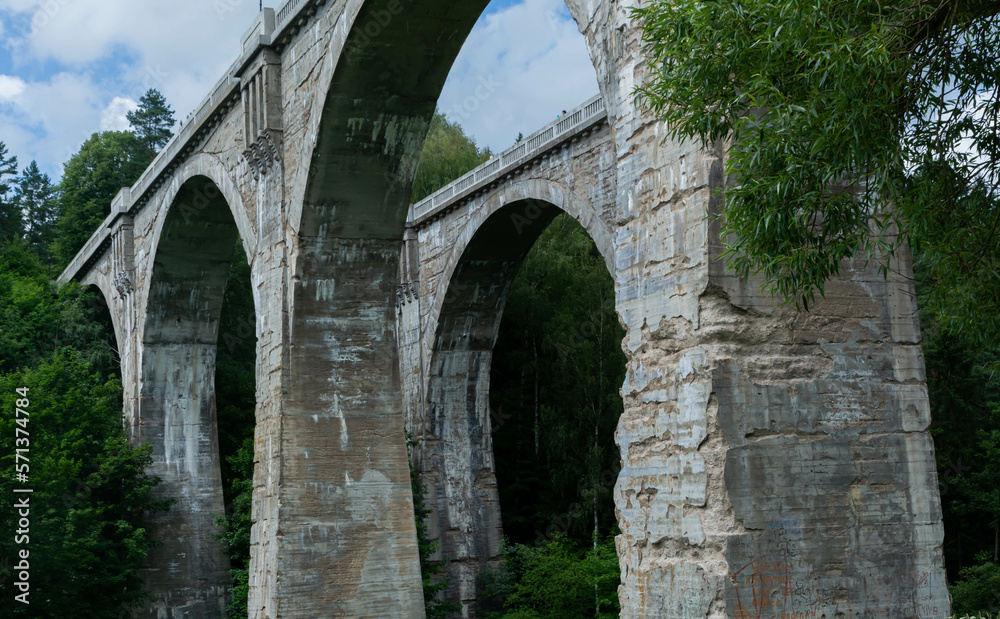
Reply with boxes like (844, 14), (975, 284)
(80, 283), (121, 380)
(422, 198), (623, 613)
(137, 174), (254, 619)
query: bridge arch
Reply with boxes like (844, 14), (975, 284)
(419, 180), (620, 613)
(137, 172), (257, 619)
(290, 0), (609, 237)
(141, 153), (256, 288)
(47, 2), (953, 616)
(429, 179), (615, 336)
(267, 2), (612, 615)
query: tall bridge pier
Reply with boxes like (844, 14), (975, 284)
(60, 1), (950, 617)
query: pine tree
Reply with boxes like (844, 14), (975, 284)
(126, 88), (175, 159)
(14, 160), (58, 261)
(0, 142), (21, 244)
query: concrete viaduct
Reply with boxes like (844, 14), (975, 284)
(60, 1), (950, 617)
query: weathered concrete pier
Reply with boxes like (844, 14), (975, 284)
(61, 1), (949, 617)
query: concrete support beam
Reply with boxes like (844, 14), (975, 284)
(138, 343), (230, 619)
(257, 235), (424, 618)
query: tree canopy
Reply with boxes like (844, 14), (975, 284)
(127, 89), (176, 160)
(0, 231), (166, 616)
(634, 0), (1000, 345)
(55, 131), (147, 265)
(0, 142), (21, 246)
(13, 161), (58, 263)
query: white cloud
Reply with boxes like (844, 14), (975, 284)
(0, 0), (260, 178)
(1, 0), (260, 117)
(0, 74), (26, 102)
(101, 96), (137, 131)
(6, 0), (258, 70)
(0, 72), (107, 175)
(438, 0), (600, 151)
(0, 0), (598, 180)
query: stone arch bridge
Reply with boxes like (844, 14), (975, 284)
(60, 2), (950, 617)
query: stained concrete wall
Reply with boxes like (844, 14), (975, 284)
(408, 133), (950, 618)
(399, 121), (618, 615)
(60, 0), (951, 617)
(601, 1), (949, 612)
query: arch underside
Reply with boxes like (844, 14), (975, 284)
(300, 0), (493, 239)
(422, 197), (619, 611)
(138, 175), (245, 619)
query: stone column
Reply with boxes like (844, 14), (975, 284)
(603, 11), (950, 615)
(251, 233), (425, 618)
(397, 227), (425, 437)
(421, 259), (514, 615)
(138, 342), (230, 619)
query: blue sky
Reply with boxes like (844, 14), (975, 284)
(0, 0), (599, 182)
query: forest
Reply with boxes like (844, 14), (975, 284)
(0, 86), (996, 618)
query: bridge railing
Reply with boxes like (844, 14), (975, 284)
(59, 2), (328, 284)
(408, 93), (606, 225)
(276, 0), (306, 31)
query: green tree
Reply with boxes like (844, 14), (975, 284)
(212, 241), (257, 619)
(13, 161), (58, 263)
(0, 254), (114, 377)
(55, 131), (146, 266)
(949, 553), (1000, 615)
(490, 214), (625, 545)
(0, 141), (21, 245)
(918, 256), (1000, 609)
(215, 242), (256, 494)
(480, 534), (620, 618)
(948, 405), (1000, 566)
(633, 0), (1000, 344)
(0, 240), (165, 616)
(127, 89), (176, 160)
(407, 435), (460, 618)
(412, 112), (492, 202)
(214, 438), (253, 619)
(0, 354), (167, 617)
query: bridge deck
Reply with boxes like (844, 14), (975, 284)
(406, 94), (605, 227)
(57, 0), (328, 285)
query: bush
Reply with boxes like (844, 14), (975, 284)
(950, 553), (1000, 617)
(480, 533), (620, 618)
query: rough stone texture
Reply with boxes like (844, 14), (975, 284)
(59, 1), (950, 617)
(398, 119), (618, 615)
